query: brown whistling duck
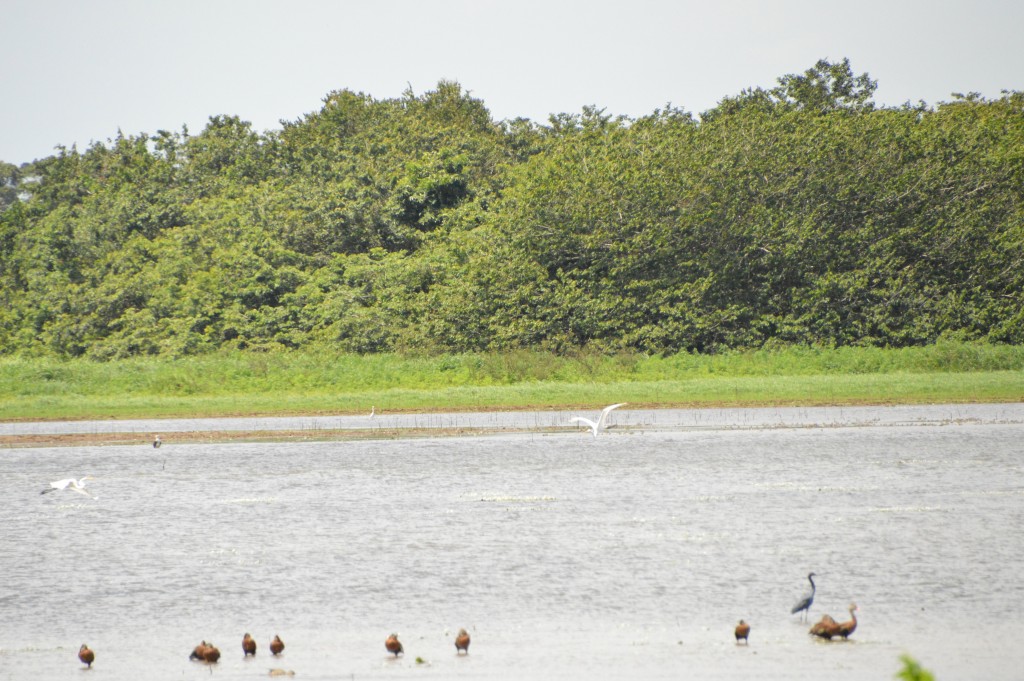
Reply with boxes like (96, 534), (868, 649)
(734, 619), (750, 643)
(809, 614), (840, 639)
(242, 633), (256, 656)
(385, 633), (403, 656)
(189, 641), (209, 661)
(78, 644), (95, 667)
(203, 643), (221, 663)
(455, 628), (471, 654)
(836, 603), (858, 639)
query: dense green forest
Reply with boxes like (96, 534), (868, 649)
(1, 59), (1022, 360)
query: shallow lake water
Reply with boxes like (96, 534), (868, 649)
(2, 406), (1023, 680)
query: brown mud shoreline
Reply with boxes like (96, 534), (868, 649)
(0, 425), (557, 448)
(5, 401), (1021, 448)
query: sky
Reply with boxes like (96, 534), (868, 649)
(2, 0), (1022, 164)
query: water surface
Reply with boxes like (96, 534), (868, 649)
(2, 406), (1022, 680)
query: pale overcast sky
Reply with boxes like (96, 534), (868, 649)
(2, 0), (1022, 164)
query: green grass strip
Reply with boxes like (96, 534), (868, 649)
(1, 342), (1021, 420)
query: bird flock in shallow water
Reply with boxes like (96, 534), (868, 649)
(56, 421), (856, 670)
(73, 569), (860, 671)
(734, 571), (861, 645)
(76, 630), (475, 670)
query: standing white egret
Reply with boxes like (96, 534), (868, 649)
(369, 406), (376, 418)
(570, 403), (627, 437)
(41, 476), (95, 498)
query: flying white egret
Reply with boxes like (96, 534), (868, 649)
(41, 476), (96, 498)
(570, 403), (627, 437)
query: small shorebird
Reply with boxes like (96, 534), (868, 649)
(455, 628), (470, 654)
(78, 644), (95, 667)
(243, 633), (257, 656)
(153, 435), (162, 448)
(734, 619), (750, 644)
(385, 633), (403, 656)
(270, 635), (285, 655)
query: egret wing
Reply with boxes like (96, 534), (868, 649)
(596, 403), (627, 429)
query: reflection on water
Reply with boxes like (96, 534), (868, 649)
(1, 411), (1023, 680)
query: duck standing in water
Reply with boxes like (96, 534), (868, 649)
(385, 633), (403, 656)
(809, 614), (840, 639)
(190, 641), (221, 663)
(243, 633), (257, 656)
(78, 644), (95, 667)
(455, 628), (471, 654)
(203, 643), (221, 663)
(734, 619), (750, 644)
(270, 634), (285, 655)
(836, 603), (859, 639)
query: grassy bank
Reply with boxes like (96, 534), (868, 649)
(1, 343), (1022, 421)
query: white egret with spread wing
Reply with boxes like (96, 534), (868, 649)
(570, 403), (627, 437)
(41, 476), (96, 498)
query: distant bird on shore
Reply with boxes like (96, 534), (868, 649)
(369, 406), (376, 418)
(243, 633), (257, 656)
(734, 619), (750, 644)
(78, 644), (95, 667)
(41, 476), (95, 498)
(385, 633), (403, 656)
(570, 403), (626, 437)
(270, 635), (285, 655)
(153, 435), (162, 448)
(455, 628), (470, 654)
(836, 603), (859, 639)
(792, 572), (817, 621)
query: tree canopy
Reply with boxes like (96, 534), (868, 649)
(2, 64), (1022, 359)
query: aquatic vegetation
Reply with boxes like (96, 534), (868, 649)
(896, 654), (936, 681)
